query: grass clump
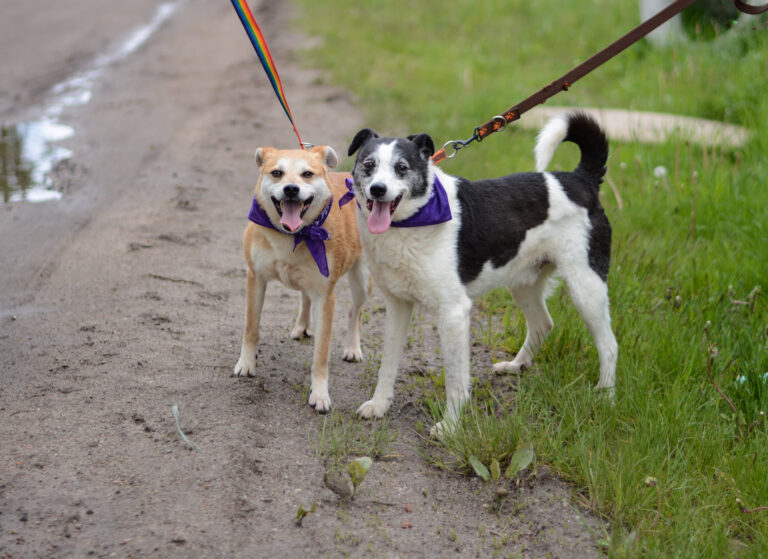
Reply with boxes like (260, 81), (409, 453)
(313, 410), (395, 471)
(424, 390), (528, 478)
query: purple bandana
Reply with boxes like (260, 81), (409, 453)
(248, 195), (333, 277)
(340, 176), (452, 227)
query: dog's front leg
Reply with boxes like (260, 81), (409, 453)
(234, 269), (267, 377)
(431, 297), (472, 437)
(307, 289), (336, 413)
(357, 296), (413, 418)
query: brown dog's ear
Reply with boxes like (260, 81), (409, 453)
(407, 133), (435, 160)
(348, 128), (378, 157)
(310, 145), (339, 170)
(255, 147), (275, 168)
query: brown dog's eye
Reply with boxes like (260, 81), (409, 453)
(271, 169), (284, 178)
(301, 171), (314, 179)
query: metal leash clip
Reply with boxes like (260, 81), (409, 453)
(439, 132), (481, 159)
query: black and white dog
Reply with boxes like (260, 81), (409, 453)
(346, 112), (618, 434)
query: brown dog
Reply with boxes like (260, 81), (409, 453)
(234, 146), (369, 412)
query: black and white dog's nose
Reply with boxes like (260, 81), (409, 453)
(369, 183), (387, 199)
(283, 184), (300, 197)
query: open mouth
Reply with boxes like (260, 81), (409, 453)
(366, 193), (402, 215)
(272, 195), (314, 232)
(366, 194), (403, 235)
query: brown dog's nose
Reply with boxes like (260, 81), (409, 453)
(283, 184), (300, 197)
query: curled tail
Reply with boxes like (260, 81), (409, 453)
(534, 112), (608, 183)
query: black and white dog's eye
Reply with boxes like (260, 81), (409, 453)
(271, 169), (284, 178)
(363, 160), (375, 171)
(395, 162), (408, 174)
(301, 170), (314, 179)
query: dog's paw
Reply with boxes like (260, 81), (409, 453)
(356, 397), (390, 419)
(290, 326), (312, 340)
(594, 382), (616, 402)
(233, 356), (257, 377)
(308, 389), (332, 414)
(492, 358), (530, 374)
(342, 346), (363, 363)
(429, 419), (456, 440)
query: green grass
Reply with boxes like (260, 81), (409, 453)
(313, 410), (395, 471)
(422, 384), (528, 476)
(292, 1), (768, 556)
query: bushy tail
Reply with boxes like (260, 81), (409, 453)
(534, 112), (608, 183)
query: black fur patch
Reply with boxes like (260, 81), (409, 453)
(456, 173), (549, 285)
(393, 138), (431, 198)
(587, 210), (611, 281)
(564, 112), (608, 180)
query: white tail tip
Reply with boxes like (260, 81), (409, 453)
(534, 113), (569, 172)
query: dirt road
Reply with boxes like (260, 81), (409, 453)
(1, 2), (604, 556)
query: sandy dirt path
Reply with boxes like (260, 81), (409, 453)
(1, 2), (605, 557)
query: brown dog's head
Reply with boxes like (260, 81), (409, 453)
(254, 145), (339, 233)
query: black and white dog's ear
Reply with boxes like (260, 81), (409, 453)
(348, 128), (379, 157)
(407, 133), (435, 160)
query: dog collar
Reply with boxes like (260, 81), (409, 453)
(340, 176), (452, 227)
(248, 195), (333, 277)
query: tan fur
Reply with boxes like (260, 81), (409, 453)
(234, 146), (369, 413)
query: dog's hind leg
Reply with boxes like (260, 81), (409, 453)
(493, 273), (555, 374)
(563, 267), (618, 396)
(234, 270), (267, 377)
(290, 292), (312, 339)
(308, 289), (336, 413)
(342, 259), (369, 362)
(357, 296), (413, 419)
(431, 296), (473, 438)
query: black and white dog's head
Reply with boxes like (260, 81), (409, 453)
(348, 129), (435, 234)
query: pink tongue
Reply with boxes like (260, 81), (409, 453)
(280, 200), (304, 232)
(367, 201), (392, 234)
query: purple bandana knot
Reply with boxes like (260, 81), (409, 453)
(340, 176), (452, 227)
(248, 195), (333, 277)
(339, 178), (357, 208)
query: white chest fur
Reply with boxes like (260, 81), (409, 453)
(356, 203), (464, 311)
(248, 231), (329, 293)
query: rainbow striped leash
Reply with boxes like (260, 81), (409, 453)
(230, 0), (305, 148)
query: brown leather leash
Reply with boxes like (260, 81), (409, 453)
(430, 0), (768, 164)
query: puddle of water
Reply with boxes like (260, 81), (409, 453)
(1, 120), (72, 203)
(1, 1), (185, 204)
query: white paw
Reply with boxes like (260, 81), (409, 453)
(356, 397), (390, 419)
(290, 326), (312, 340)
(342, 346), (363, 363)
(492, 357), (530, 374)
(233, 355), (257, 377)
(595, 382), (616, 402)
(309, 388), (332, 413)
(429, 419), (456, 440)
